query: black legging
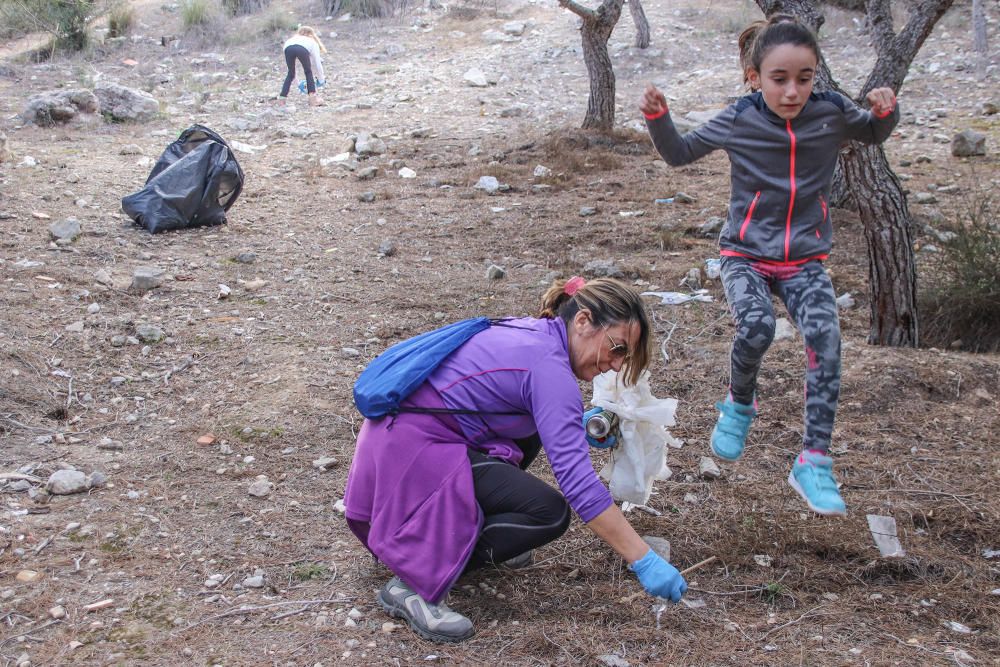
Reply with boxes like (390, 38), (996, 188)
(280, 44), (314, 97)
(465, 434), (571, 570)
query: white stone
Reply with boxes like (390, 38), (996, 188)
(773, 317), (796, 341)
(463, 68), (489, 88)
(698, 456), (721, 479)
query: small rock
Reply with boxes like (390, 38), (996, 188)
(49, 218), (81, 242)
(596, 655), (630, 667)
(46, 470), (89, 495)
(584, 259), (624, 278)
(579, 206), (597, 217)
(16, 570), (41, 583)
(980, 102), (998, 116)
(683, 492), (699, 504)
(698, 216), (725, 237)
(533, 165), (552, 178)
(486, 264), (506, 280)
(358, 191), (376, 203)
(944, 620), (972, 634)
(398, 167), (416, 178)
(474, 176), (499, 194)
(382, 621), (400, 633)
(135, 324), (165, 343)
(836, 293), (856, 309)
(87, 303), (100, 314)
(356, 166), (379, 180)
(49, 605), (66, 619)
(312, 457), (337, 471)
(463, 68), (489, 87)
(233, 252), (257, 264)
(914, 192), (938, 204)
(641, 536), (670, 562)
(196, 434), (216, 447)
(247, 477), (273, 498)
(951, 130), (986, 157)
(87, 471), (107, 488)
(773, 317), (796, 341)
(699, 456), (722, 479)
(131, 266), (165, 292)
(218, 284), (231, 299)
(673, 192), (696, 204)
(378, 239), (396, 256)
(65, 321), (85, 333)
(242, 575), (265, 588)
(753, 554), (773, 567)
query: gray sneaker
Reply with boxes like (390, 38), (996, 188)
(377, 576), (474, 643)
(501, 550), (534, 570)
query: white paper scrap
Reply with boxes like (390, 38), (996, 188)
(866, 514), (905, 558)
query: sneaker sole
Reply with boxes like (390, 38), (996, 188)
(787, 469), (847, 517)
(377, 589), (475, 643)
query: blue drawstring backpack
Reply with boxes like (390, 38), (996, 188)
(355, 317), (530, 419)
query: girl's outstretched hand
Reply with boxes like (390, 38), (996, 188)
(866, 87), (896, 116)
(640, 84), (668, 117)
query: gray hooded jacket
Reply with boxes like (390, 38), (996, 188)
(646, 91), (900, 264)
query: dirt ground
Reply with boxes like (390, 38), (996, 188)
(1, 0), (998, 665)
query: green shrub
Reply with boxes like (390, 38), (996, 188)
(181, 0), (217, 30)
(107, 1), (136, 38)
(325, 0), (395, 18)
(223, 0), (270, 16)
(919, 197), (1000, 353)
(259, 7), (296, 32)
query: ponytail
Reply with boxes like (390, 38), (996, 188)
(539, 277), (652, 386)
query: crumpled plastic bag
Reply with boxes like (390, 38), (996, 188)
(591, 370), (681, 505)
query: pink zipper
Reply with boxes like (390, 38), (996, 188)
(784, 120), (797, 261)
(739, 191), (761, 241)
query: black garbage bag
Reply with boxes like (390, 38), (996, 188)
(121, 124), (244, 234)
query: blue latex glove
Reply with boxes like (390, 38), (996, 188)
(316, 78), (326, 87)
(629, 549), (687, 603)
(298, 80), (307, 94)
(583, 407), (617, 448)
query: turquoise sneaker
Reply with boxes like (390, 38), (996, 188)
(788, 451), (847, 516)
(710, 395), (756, 461)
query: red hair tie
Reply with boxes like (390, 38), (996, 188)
(564, 276), (586, 296)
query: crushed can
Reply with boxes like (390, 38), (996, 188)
(586, 410), (620, 444)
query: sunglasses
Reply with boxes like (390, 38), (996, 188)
(605, 331), (630, 360)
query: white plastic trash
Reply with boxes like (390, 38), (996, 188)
(591, 370), (679, 505)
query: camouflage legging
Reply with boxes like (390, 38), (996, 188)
(720, 257), (841, 453)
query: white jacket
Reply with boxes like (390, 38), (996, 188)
(283, 35), (325, 82)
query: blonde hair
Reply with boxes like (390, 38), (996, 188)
(539, 277), (653, 386)
(297, 26), (327, 54)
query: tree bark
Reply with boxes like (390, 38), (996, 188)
(972, 0), (988, 80)
(559, 0), (625, 130)
(628, 0), (650, 49)
(841, 143), (918, 345)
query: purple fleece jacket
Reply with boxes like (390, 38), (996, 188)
(343, 317), (613, 602)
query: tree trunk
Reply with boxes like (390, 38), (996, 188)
(560, 0), (625, 131)
(841, 143), (918, 345)
(972, 0), (988, 80)
(628, 0), (650, 49)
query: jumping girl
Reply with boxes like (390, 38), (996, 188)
(640, 14), (899, 516)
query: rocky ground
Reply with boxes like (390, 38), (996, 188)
(1, 0), (999, 665)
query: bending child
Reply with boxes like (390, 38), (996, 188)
(278, 26), (327, 107)
(641, 14), (899, 516)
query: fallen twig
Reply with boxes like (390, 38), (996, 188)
(760, 604), (826, 639)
